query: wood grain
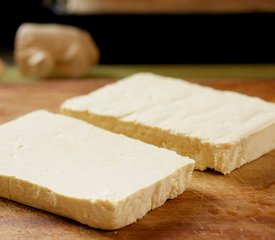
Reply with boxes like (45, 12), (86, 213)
(0, 78), (275, 239)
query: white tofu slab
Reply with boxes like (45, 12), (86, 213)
(61, 73), (275, 174)
(0, 110), (194, 229)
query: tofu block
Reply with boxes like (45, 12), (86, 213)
(0, 110), (194, 230)
(61, 73), (275, 174)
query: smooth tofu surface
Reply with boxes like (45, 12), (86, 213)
(0, 110), (194, 229)
(61, 73), (275, 174)
(61, 73), (275, 144)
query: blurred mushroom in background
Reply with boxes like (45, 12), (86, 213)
(15, 23), (100, 79)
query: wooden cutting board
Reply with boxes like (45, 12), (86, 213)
(0, 78), (275, 240)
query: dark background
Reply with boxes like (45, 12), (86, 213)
(1, 0), (275, 64)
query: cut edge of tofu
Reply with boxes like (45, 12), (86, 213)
(0, 162), (193, 230)
(61, 108), (275, 174)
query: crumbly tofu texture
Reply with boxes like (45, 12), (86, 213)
(61, 73), (275, 174)
(0, 110), (194, 230)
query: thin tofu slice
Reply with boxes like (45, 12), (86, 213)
(61, 73), (275, 174)
(0, 110), (194, 230)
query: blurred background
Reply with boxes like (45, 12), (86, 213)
(1, 0), (275, 65)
